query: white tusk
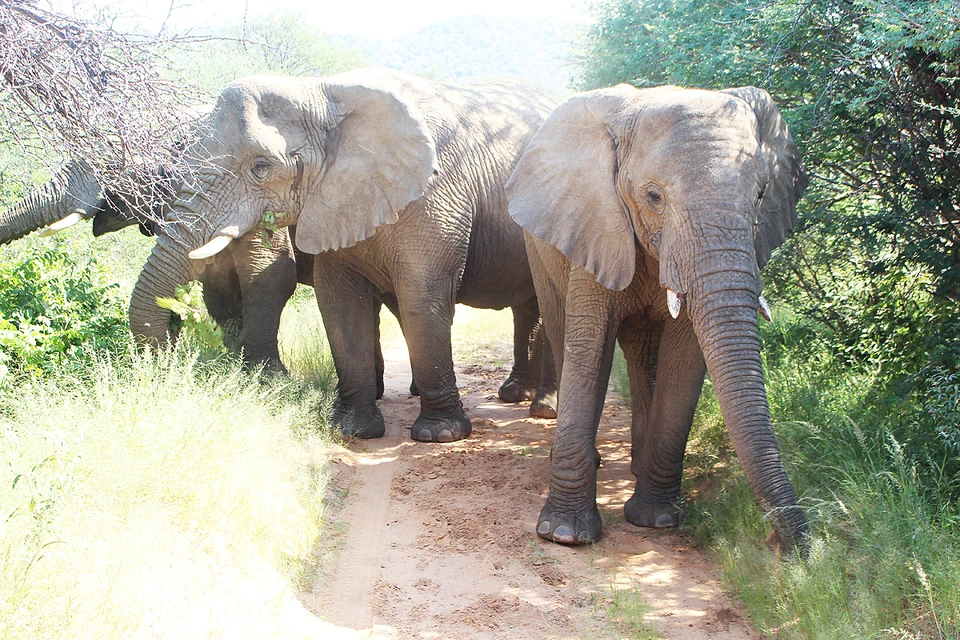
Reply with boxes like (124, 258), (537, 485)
(758, 295), (772, 322)
(666, 289), (682, 319)
(38, 211), (85, 236)
(189, 235), (233, 260)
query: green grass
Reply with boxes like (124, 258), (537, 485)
(610, 320), (960, 639)
(605, 585), (659, 639)
(0, 347), (335, 640)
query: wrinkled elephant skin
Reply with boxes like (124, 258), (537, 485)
(508, 85), (810, 555)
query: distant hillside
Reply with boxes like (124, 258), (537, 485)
(334, 16), (582, 99)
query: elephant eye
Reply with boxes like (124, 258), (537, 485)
(644, 186), (665, 212)
(251, 159), (272, 180)
(756, 185), (766, 206)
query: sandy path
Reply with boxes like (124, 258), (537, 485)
(299, 335), (760, 640)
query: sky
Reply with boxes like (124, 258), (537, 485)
(95, 0), (590, 39)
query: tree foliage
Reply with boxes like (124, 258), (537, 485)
(178, 11), (367, 94)
(578, 0), (960, 374)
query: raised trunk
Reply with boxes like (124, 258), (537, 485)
(0, 161), (100, 244)
(689, 270), (808, 554)
(129, 233), (198, 347)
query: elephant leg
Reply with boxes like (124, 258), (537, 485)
(538, 274), (618, 544)
(313, 259), (384, 439)
(498, 301), (539, 403)
(530, 328), (558, 419)
(624, 316), (706, 529)
(232, 229), (297, 372)
(378, 293), (418, 397)
(397, 278), (471, 443)
(200, 252), (243, 351)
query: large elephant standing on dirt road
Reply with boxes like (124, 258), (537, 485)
(507, 84), (810, 554)
(128, 67), (558, 442)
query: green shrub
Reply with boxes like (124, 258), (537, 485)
(0, 244), (130, 382)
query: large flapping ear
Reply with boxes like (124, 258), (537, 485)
(295, 78), (439, 254)
(723, 87), (808, 269)
(506, 85), (639, 291)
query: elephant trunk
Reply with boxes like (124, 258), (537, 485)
(684, 218), (808, 554)
(0, 160), (101, 244)
(129, 232), (198, 347)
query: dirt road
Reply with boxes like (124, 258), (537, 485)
(298, 321), (760, 639)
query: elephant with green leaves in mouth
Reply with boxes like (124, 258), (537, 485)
(506, 85), (809, 553)
(0, 156), (556, 403)
(128, 67), (559, 442)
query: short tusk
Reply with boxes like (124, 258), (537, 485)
(188, 235), (233, 260)
(38, 211), (85, 236)
(758, 295), (772, 322)
(666, 289), (682, 319)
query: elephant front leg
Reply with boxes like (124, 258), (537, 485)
(314, 261), (384, 439)
(624, 316), (706, 529)
(398, 282), (470, 443)
(538, 284), (619, 544)
(233, 229), (298, 372)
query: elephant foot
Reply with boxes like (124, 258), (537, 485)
(529, 391), (557, 419)
(331, 401), (385, 439)
(246, 355), (288, 375)
(537, 499), (602, 545)
(498, 373), (536, 403)
(411, 408), (471, 443)
(624, 493), (685, 529)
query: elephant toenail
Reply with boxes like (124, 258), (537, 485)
(552, 525), (575, 543)
(537, 521), (552, 536)
(418, 429), (434, 441)
(438, 429), (454, 443)
(654, 513), (676, 528)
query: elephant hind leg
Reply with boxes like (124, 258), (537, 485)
(498, 302), (540, 403)
(529, 327), (558, 419)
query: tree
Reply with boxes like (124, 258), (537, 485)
(0, 0), (205, 200)
(178, 11), (367, 94)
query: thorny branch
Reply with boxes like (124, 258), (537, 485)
(0, 0), (207, 223)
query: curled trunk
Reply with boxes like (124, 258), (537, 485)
(129, 233), (197, 347)
(0, 160), (101, 244)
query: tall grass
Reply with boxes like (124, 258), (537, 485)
(0, 347), (334, 640)
(611, 316), (960, 638)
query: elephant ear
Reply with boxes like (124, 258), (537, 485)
(723, 87), (808, 269)
(507, 85), (639, 291)
(295, 80), (439, 254)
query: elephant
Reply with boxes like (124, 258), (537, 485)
(0, 160), (298, 369)
(506, 84), (810, 553)
(0, 160), (557, 404)
(127, 67), (559, 442)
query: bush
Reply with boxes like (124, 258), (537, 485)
(0, 244), (130, 383)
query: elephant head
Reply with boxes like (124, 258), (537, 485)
(0, 159), (169, 246)
(129, 69), (440, 347)
(508, 85), (808, 551)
